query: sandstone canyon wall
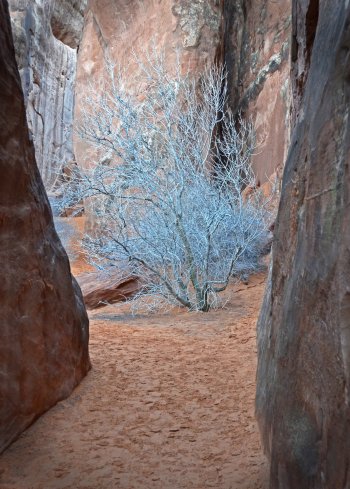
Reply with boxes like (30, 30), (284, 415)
(6, 0), (293, 202)
(74, 0), (291, 189)
(256, 1), (350, 488)
(0, 0), (90, 454)
(74, 0), (223, 170)
(223, 0), (291, 185)
(9, 0), (87, 190)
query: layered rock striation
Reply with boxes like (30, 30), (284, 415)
(9, 0), (87, 190)
(0, 0), (90, 454)
(256, 1), (350, 487)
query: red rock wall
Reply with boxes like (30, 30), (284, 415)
(0, 0), (90, 454)
(74, 0), (223, 171)
(7, 0), (293, 197)
(75, 0), (292, 190)
(223, 0), (291, 185)
(256, 1), (350, 487)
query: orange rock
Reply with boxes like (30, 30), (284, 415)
(78, 271), (142, 309)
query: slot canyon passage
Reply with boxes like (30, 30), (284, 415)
(1, 1), (350, 489)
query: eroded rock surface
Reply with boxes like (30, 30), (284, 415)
(0, 0), (90, 454)
(256, 1), (350, 487)
(9, 0), (87, 189)
(223, 0), (291, 184)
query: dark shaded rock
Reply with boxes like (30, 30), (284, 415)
(256, 1), (350, 488)
(0, 0), (90, 454)
(223, 0), (291, 185)
(290, 0), (320, 125)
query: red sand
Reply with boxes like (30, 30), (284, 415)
(0, 271), (268, 489)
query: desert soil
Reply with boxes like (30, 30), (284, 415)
(0, 221), (269, 488)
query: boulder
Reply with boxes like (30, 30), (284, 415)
(77, 272), (142, 309)
(0, 0), (90, 454)
(256, 1), (350, 488)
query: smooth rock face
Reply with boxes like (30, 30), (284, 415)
(223, 0), (291, 184)
(9, 0), (87, 190)
(0, 0), (90, 454)
(74, 0), (223, 171)
(256, 1), (350, 488)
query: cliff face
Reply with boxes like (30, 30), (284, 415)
(74, 0), (223, 171)
(0, 0), (90, 454)
(256, 1), (350, 488)
(7, 0), (292, 198)
(74, 0), (291, 189)
(9, 0), (87, 190)
(7, 0), (292, 193)
(77, 0), (222, 82)
(223, 0), (291, 185)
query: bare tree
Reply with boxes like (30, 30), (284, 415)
(62, 54), (269, 312)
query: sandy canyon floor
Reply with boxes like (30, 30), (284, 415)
(0, 222), (269, 488)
